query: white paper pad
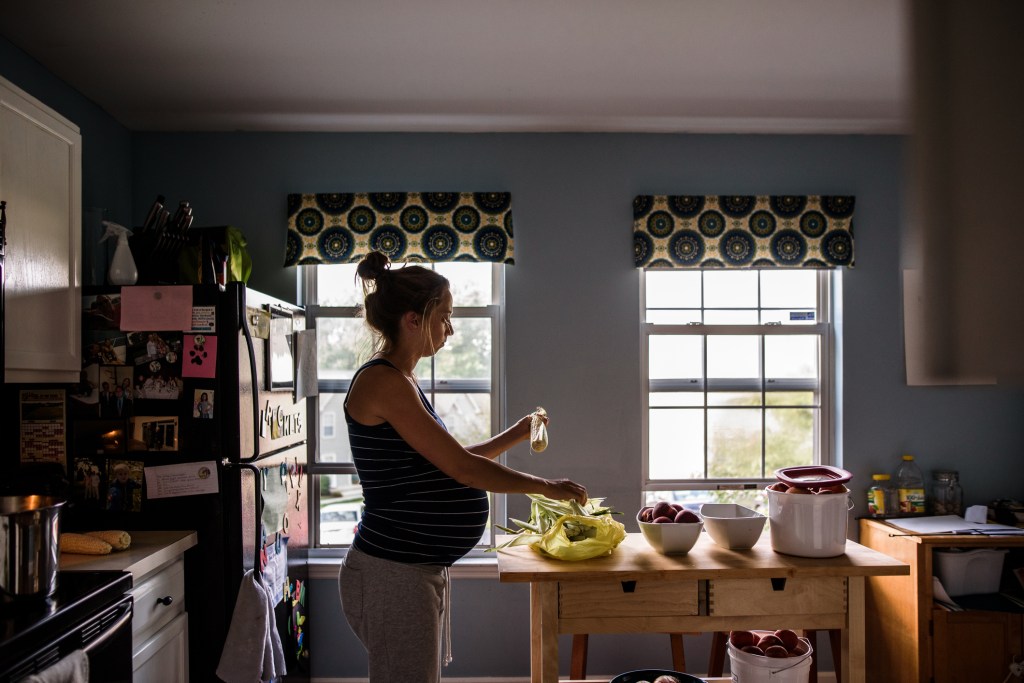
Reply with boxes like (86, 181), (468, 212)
(887, 515), (1024, 535)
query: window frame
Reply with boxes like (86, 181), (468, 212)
(301, 264), (506, 554)
(639, 269), (836, 496)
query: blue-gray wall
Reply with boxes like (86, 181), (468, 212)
(5, 35), (1024, 679)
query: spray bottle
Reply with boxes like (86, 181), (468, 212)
(100, 221), (138, 285)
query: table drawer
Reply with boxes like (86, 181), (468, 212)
(560, 578), (700, 619)
(708, 576), (846, 616)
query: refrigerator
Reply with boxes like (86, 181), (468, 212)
(8, 283), (311, 682)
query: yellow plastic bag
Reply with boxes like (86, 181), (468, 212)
(535, 513), (626, 561)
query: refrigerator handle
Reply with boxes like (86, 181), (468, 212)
(239, 309), (261, 464)
(234, 461), (264, 577)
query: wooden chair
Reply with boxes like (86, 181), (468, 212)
(570, 633), (691, 680)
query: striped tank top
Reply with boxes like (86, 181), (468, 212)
(345, 359), (489, 566)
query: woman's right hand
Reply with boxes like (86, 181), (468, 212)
(543, 478), (588, 505)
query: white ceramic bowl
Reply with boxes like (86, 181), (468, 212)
(636, 510), (703, 554)
(699, 503), (767, 550)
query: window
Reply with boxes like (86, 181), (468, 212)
(303, 262), (503, 548)
(642, 269), (835, 513)
(321, 412), (335, 439)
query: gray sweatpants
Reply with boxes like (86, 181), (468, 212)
(339, 546), (448, 683)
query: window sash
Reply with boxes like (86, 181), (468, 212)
(640, 270), (834, 492)
(301, 265), (504, 551)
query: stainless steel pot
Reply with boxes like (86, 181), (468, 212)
(0, 495), (66, 597)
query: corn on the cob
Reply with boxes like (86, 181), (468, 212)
(60, 532), (112, 555)
(86, 530), (132, 551)
(530, 407), (548, 453)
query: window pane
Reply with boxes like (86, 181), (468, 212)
(645, 489), (769, 516)
(765, 407), (815, 471)
(431, 393), (491, 446)
(434, 262), (492, 306)
(703, 270), (758, 308)
(649, 336), (703, 380)
(707, 408), (762, 478)
(707, 335), (759, 379)
(318, 319), (374, 380)
(317, 393), (352, 463)
(649, 408), (704, 479)
(647, 309), (702, 325)
(765, 335), (817, 379)
(432, 318), (491, 380)
(319, 499), (363, 546)
(707, 391), (762, 407)
(765, 391), (815, 407)
(650, 392), (704, 407)
(705, 309), (759, 324)
(761, 270), (816, 308)
(315, 264), (361, 306)
(761, 308), (816, 325)
(646, 270), (701, 309)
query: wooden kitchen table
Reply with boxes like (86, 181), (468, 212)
(497, 533), (908, 683)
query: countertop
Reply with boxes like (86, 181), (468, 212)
(59, 530), (198, 580)
(497, 532), (909, 582)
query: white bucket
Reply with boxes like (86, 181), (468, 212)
(766, 486), (852, 558)
(728, 638), (813, 682)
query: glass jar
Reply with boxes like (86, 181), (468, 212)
(931, 470), (963, 516)
(868, 474), (897, 518)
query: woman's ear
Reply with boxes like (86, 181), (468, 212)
(402, 310), (421, 330)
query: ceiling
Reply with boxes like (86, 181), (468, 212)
(0, 0), (909, 134)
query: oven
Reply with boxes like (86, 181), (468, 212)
(0, 570), (133, 683)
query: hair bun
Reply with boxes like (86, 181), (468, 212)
(357, 251), (391, 281)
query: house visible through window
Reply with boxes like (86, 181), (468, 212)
(642, 268), (835, 513)
(303, 262), (503, 548)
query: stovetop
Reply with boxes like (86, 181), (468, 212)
(0, 570), (132, 670)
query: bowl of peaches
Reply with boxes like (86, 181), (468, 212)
(637, 501), (703, 554)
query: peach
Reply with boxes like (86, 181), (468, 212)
(652, 501), (674, 520)
(764, 645), (790, 658)
(729, 630), (756, 649)
(757, 634), (784, 650)
(639, 507), (653, 522)
(769, 482), (789, 492)
(789, 641), (809, 657)
(786, 486), (813, 494)
(653, 516), (674, 524)
(740, 645), (765, 656)
(773, 629), (800, 650)
(674, 509), (700, 524)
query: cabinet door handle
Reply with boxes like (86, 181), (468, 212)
(156, 595), (174, 606)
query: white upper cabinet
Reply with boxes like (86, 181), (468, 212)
(1, 75), (82, 383)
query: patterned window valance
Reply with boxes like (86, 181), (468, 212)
(633, 195), (855, 269)
(285, 192), (515, 266)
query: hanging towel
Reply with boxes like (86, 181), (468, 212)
(216, 569), (285, 682)
(23, 649), (88, 683)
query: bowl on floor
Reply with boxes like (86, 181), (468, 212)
(610, 669), (705, 683)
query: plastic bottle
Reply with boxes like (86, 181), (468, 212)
(931, 470), (963, 516)
(867, 474), (897, 518)
(100, 221), (138, 285)
(895, 454), (926, 516)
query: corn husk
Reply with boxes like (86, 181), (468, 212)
(491, 494), (626, 560)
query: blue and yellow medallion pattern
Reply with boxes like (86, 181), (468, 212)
(633, 195), (855, 269)
(285, 192), (514, 265)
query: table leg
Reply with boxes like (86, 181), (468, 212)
(530, 582), (559, 683)
(845, 576), (866, 683)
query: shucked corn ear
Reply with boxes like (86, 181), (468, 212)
(60, 532), (112, 555)
(86, 530), (132, 551)
(530, 407), (548, 453)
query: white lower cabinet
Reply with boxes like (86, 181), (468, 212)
(134, 611), (189, 683)
(131, 557), (188, 682)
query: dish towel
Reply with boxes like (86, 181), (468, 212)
(23, 649), (88, 683)
(216, 570), (287, 683)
